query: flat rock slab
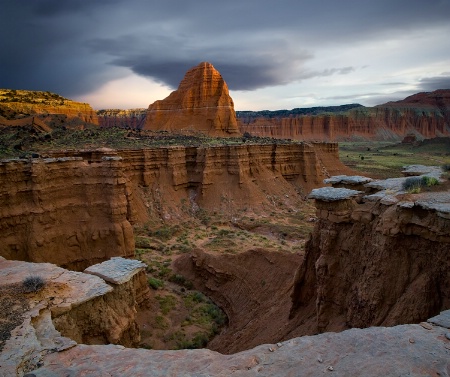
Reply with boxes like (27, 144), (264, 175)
(84, 257), (147, 284)
(0, 257), (112, 308)
(428, 311), (450, 329)
(324, 175), (373, 185)
(402, 165), (442, 177)
(309, 187), (362, 201)
(32, 313), (450, 377)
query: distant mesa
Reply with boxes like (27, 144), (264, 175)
(0, 89), (98, 129)
(144, 62), (240, 137)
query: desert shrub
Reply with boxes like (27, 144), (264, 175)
(22, 276), (45, 293)
(168, 274), (193, 289)
(402, 176), (439, 193)
(148, 277), (164, 290)
(421, 176), (439, 186)
(156, 295), (177, 314)
(402, 177), (423, 193)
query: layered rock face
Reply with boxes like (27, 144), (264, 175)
(239, 89), (450, 141)
(97, 108), (147, 129)
(0, 89), (99, 126)
(0, 143), (349, 269)
(145, 62), (240, 136)
(290, 181), (450, 334)
(0, 157), (135, 270)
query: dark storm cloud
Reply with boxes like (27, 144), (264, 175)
(417, 75), (450, 92)
(1, 0), (450, 98)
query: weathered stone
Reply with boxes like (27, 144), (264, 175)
(84, 257), (146, 284)
(0, 257), (143, 375)
(401, 164), (442, 177)
(324, 175), (373, 186)
(428, 310), (450, 329)
(31, 313), (450, 377)
(308, 187), (362, 201)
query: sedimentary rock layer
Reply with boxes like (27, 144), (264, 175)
(145, 62), (240, 136)
(0, 157), (135, 270)
(239, 89), (450, 141)
(0, 143), (349, 269)
(290, 188), (450, 334)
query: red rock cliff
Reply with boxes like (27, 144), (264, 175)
(239, 89), (450, 141)
(145, 62), (240, 136)
(0, 143), (350, 269)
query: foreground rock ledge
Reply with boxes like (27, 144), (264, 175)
(30, 310), (450, 377)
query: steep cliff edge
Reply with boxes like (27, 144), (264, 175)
(145, 62), (240, 136)
(290, 179), (450, 335)
(239, 89), (450, 141)
(0, 143), (349, 270)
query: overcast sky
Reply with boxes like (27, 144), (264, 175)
(1, 0), (450, 110)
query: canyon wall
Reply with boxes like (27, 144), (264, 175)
(0, 157), (135, 270)
(145, 62), (240, 136)
(239, 89), (450, 141)
(289, 188), (450, 335)
(0, 143), (350, 270)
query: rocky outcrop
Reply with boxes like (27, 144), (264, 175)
(239, 89), (450, 141)
(290, 177), (450, 334)
(97, 108), (147, 129)
(0, 89), (99, 127)
(145, 62), (240, 136)
(0, 256), (146, 376)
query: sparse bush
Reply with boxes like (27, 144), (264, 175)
(421, 176), (439, 186)
(148, 277), (164, 290)
(402, 176), (439, 193)
(402, 177), (423, 193)
(168, 274), (193, 289)
(22, 276), (45, 293)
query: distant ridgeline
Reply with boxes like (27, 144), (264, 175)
(238, 90), (450, 141)
(236, 104), (363, 121)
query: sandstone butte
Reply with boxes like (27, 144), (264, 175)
(144, 62), (240, 137)
(238, 89), (450, 141)
(0, 89), (99, 129)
